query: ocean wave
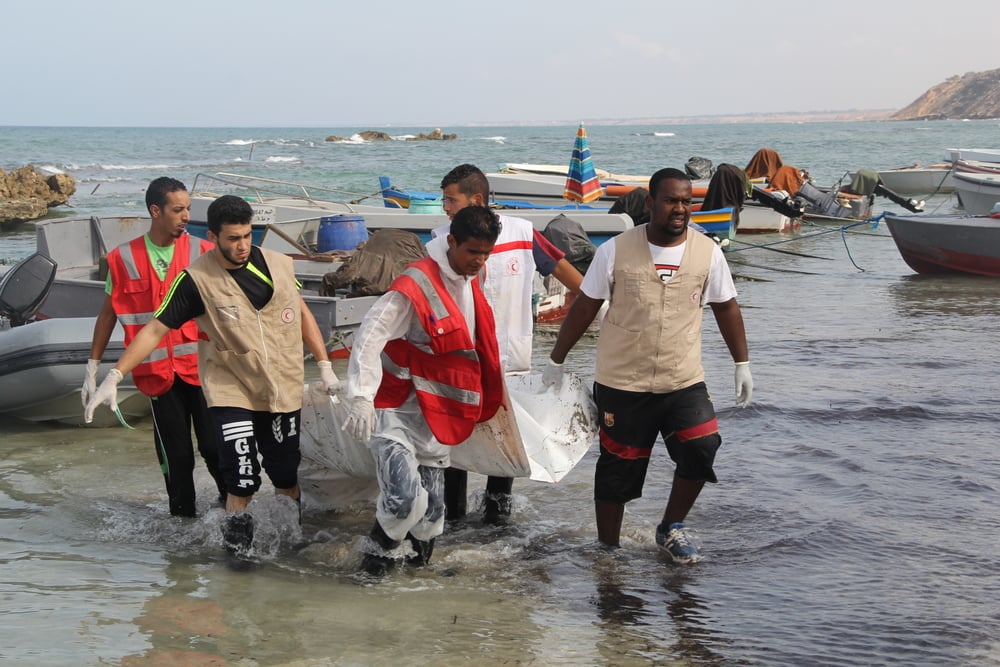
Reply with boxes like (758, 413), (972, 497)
(482, 136), (506, 144)
(327, 134), (370, 144)
(64, 162), (173, 172)
(264, 156), (300, 163)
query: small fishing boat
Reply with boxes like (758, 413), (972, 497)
(31, 215), (379, 343)
(954, 159), (1000, 176)
(0, 253), (148, 425)
(856, 164), (955, 195)
(945, 148), (1000, 164)
(883, 212), (1000, 276)
(951, 172), (1000, 216)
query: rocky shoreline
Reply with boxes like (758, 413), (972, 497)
(324, 128), (457, 142)
(0, 166), (76, 230)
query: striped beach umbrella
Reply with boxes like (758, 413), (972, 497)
(563, 123), (605, 204)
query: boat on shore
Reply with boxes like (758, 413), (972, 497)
(945, 148), (1000, 164)
(31, 215), (379, 342)
(0, 252), (148, 425)
(951, 172), (1000, 216)
(852, 164), (956, 195)
(883, 213), (1000, 276)
(954, 159), (1000, 176)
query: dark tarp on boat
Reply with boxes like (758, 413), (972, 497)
(745, 148), (784, 181)
(542, 214), (597, 276)
(684, 156), (715, 180)
(608, 187), (650, 225)
(320, 228), (427, 297)
(769, 165), (807, 197)
(702, 163), (749, 229)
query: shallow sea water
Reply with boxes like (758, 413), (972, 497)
(2, 122), (999, 665)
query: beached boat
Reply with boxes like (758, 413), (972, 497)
(188, 172), (394, 244)
(945, 148), (1000, 164)
(0, 253), (148, 425)
(188, 172), (637, 244)
(31, 215), (379, 342)
(853, 164), (956, 195)
(951, 172), (1000, 216)
(883, 213), (1000, 276)
(954, 159), (1000, 176)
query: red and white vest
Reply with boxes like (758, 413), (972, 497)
(374, 257), (503, 445)
(108, 233), (211, 397)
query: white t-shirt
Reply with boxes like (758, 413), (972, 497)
(580, 235), (737, 305)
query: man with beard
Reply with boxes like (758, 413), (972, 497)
(82, 177), (226, 518)
(542, 167), (753, 564)
(86, 195), (339, 562)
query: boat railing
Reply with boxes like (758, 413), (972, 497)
(189, 172), (389, 208)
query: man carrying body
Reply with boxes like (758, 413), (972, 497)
(542, 167), (753, 564)
(341, 205), (504, 576)
(86, 195), (339, 559)
(82, 176), (225, 517)
(436, 163), (584, 525)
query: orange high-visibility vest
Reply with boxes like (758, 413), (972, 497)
(374, 257), (503, 445)
(108, 233), (211, 397)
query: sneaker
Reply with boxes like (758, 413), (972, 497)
(655, 522), (702, 564)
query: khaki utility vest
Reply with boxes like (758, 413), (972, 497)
(186, 248), (304, 413)
(595, 225), (715, 393)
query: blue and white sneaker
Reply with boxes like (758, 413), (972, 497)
(655, 522), (702, 564)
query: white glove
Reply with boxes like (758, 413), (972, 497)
(81, 358), (101, 408)
(734, 361), (753, 408)
(342, 396), (375, 442)
(84, 368), (123, 424)
(316, 360), (340, 393)
(541, 358), (565, 388)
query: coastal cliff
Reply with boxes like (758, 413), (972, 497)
(891, 68), (1000, 120)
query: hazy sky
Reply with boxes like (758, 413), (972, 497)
(4, 0), (998, 127)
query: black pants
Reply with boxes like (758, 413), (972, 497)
(443, 468), (513, 519)
(149, 376), (225, 517)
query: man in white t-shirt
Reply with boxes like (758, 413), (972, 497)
(542, 167), (753, 564)
(436, 163), (583, 526)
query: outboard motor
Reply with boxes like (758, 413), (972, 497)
(0, 252), (58, 327)
(795, 181), (855, 219)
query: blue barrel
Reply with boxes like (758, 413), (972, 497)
(408, 198), (445, 214)
(317, 215), (368, 251)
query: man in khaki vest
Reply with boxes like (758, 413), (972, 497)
(85, 195), (339, 564)
(542, 167), (753, 564)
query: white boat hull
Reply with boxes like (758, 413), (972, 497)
(952, 172), (1000, 216)
(945, 148), (1000, 164)
(0, 317), (149, 426)
(873, 167), (955, 195)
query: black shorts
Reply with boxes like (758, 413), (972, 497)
(593, 381), (721, 504)
(211, 406), (302, 497)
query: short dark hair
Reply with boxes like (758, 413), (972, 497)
(206, 195), (253, 235)
(450, 205), (501, 245)
(648, 167), (691, 198)
(440, 163), (490, 200)
(145, 176), (187, 213)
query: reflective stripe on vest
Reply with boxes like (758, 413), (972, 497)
(109, 234), (206, 397)
(374, 257), (503, 444)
